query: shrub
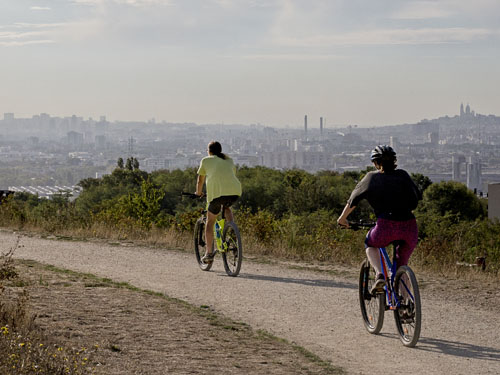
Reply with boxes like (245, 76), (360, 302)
(417, 181), (486, 221)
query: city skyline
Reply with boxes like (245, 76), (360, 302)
(1, 1), (500, 127)
(1, 101), (494, 130)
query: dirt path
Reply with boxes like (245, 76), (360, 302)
(6, 231), (500, 375)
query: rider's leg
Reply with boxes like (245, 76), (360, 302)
(367, 246), (385, 292)
(224, 206), (234, 222)
(395, 220), (418, 267)
(205, 211), (217, 255)
(366, 247), (382, 275)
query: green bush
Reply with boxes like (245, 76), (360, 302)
(1, 165), (499, 275)
(417, 180), (486, 221)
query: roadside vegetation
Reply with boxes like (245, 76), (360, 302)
(0, 238), (94, 374)
(0, 159), (497, 276)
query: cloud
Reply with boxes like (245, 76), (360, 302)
(275, 27), (499, 47)
(0, 39), (55, 47)
(31, 6), (51, 11)
(391, 1), (454, 20)
(391, 0), (500, 22)
(241, 53), (347, 61)
(5, 0), (500, 52)
(71, 0), (171, 6)
(0, 23), (64, 47)
(0, 31), (47, 40)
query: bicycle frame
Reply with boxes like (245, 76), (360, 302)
(212, 206), (232, 254)
(378, 246), (415, 311)
(214, 217), (226, 253)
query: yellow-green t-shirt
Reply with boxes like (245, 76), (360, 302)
(197, 155), (242, 204)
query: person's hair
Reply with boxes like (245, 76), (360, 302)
(370, 145), (397, 172)
(208, 141), (226, 159)
(374, 155), (397, 172)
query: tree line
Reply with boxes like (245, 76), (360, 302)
(0, 160), (497, 274)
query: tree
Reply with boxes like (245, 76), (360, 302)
(411, 173), (432, 193)
(117, 157), (124, 169)
(122, 179), (165, 229)
(417, 181), (485, 221)
(125, 157), (133, 171)
(133, 157), (140, 170)
(77, 177), (100, 190)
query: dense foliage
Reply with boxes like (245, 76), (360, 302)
(0, 163), (498, 275)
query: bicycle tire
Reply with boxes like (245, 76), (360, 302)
(194, 216), (212, 271)
(221, 221), (242, 277)
(393, 266), (421, 347)
(359, 259), (385, 334)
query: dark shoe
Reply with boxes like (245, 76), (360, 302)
(370, 274), (386, 294)
(201, 251), (216, 264)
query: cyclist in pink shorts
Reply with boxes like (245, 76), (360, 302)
(337, 145), (422, 293)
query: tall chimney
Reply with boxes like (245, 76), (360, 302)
(320, 117), (323, 135)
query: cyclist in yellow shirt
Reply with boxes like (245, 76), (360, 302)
(195, 141), (242, 263)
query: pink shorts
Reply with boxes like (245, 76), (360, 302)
(365, 218), (418, 266)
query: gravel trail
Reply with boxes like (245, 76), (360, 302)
(6, 231), (500, 375)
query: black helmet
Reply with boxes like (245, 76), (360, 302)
(370, 145), (396, 162)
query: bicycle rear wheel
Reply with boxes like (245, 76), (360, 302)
(221, 221), (242, 277)
(359, 259), (385, 334)
(194, 216), (212, 271)
(393, 266), (421, 347)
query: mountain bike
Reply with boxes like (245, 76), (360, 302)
(181, 193), (243, 277)
(350, 221), (422, 347)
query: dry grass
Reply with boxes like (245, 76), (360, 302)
(2, 216), (498, 284)
(0, 238), (95, 375)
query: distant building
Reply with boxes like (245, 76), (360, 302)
(3, 113), (14, 121)
(452, 155), (465, 181)
(142, 154), (197, 172)
(451, 154), (482, 192)
(428, 132), (439, 145)
(95, 135), (106, 149)
(232, 154), (261, 167)
(304, 115), (308, 139)
(390, 136), (399, 149)
(411, 121), (439, 143)
(143, 158), (170, 171)
(459, 103), (477, 122)
(67, 131), (84, 148)
(488, 183), (500, 221)
(262, 151), (332, 171)
(467, 156), (482, 192)
(8, 186), (82, 200)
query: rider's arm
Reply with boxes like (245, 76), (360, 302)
(195, 175), (205, 196)
(337, 203), (356, 227)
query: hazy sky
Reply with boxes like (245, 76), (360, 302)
(1, 0), (499, 127)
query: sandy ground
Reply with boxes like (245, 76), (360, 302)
(5, 230), (500, 375)
(3, 260), (338, 374)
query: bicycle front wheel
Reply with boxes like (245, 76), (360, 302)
(194, 216), (212, 271)
(221, 221), (242, 277)
(393, 266), (421, 347)
(359, 259), (385, 334)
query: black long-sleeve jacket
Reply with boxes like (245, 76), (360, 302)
(347, 169), (422, 221)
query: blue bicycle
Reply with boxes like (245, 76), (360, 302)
(352, 222), (422, 347)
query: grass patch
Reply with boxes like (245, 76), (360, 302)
(1, 240), (95, 374)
